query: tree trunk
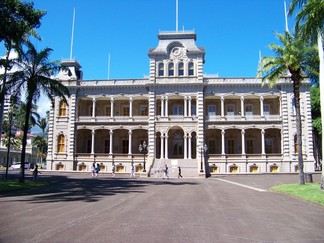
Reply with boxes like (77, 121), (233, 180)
(19, 99), (32, 183)
(318, 31), (324, 190)
(292, 76), (305, 184)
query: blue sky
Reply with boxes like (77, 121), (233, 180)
(0, 0), (296, 120)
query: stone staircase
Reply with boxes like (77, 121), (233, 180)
(150, 159), (198, 178)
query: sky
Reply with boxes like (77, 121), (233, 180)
(0, 0), (297, 121)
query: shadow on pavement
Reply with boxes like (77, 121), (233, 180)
(0, 173), (198, 203)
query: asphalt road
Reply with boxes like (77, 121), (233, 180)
(0, 172), (323, 243)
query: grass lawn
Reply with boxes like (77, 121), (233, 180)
(0, 180), (47, 192)
(272, 183), (324, 206)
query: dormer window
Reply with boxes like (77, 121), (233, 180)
(158, 63), (164, 76)
(168, 62), (174, 76)
(178, 62), (184, 76)
(188, 62), (194, 76)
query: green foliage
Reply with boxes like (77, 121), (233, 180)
(272, 183), (324, 205)
(0, 180), (47, 192)
(311, 86), (321, 134)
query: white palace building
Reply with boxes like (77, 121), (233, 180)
(47, 31), (315, 177)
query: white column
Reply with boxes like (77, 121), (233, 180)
(221, 96), (225, 117)
(129, 97), (133, 118)
(260, 96), (264, 117)
(240, 96), (244, 117)
(165, 135), (168, 159)
(184, 96), (187, 117)
(221, 129), (225, 155)
(188, 96), (192, 117)
(110, 99), (114, 118)
(91, 129), (95, 154)
(92, 98), (96, 118)
(128, 130), (132, 155)
(261, 129), (265, 155)
(161, 97), (164, 117)
(109, 130), (113, 154)
(184, 134), (187, 159)
(188, 135), (192, 159)
(160, 135), (164, 159)
(241, 129), (245, 155)
(165, 97), (169, 117)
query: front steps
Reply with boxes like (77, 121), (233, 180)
(150, 159), (199, 178)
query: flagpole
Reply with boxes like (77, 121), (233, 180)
(176, 0), (178, 32)
(284, 0), (289, 32)
(70, 8), (76, 60)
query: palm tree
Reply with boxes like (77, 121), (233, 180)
(257, 31), (317, 185)
(0, 0), (45, 147)
(7, 43), (70, 182)
(289, 0), (324, 189)
(14, 102), (40, 132)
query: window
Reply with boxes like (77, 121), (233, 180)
(208, 105), (216, 116)
(173, 105), (183, 115)
(105, 140), (110, 153)
(294, 134), (298, 154)
(227, 140), (235, 154)
(188, 62), (194, 76)
(59, 100), (67, 116)
(291, 97), (296, 114)
(140, 105), (148, 116)
(122, 140), (129, 153)
(246, 139), (254, 154)
(245, 104), (253, 116)
(208, 140), (216, 154)
(105, 106), (111, 116)
(122, 106), (129, 116)
(168, 63), (174, 76)
(191, 104), (196, 116)
(158, 63), (164, 76)
(264, 104), (270, 117)
(57, 134), (65, 153)
(226, 105), (235, 116)
(178, 62), (184, 76)
(265, 139), (273, 153)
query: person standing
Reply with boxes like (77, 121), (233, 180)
(163, 164), (169, 179)
(178, 166), (183, 178)
(91, 162), (96, 178)
(130, 163), (135, 178)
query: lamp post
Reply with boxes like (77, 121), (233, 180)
(138, 141), (148, 172)
(200, 143), (208, 173)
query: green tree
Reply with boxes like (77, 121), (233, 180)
(35, 117), (48, 165)
(7, 43), (70, 182)
(289, 0), (324, 189)
(0, 0), (45, 148)
(14, 102), (40, 132)
(257, 31), (317, 185)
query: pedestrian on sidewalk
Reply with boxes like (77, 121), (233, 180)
(163, 164), (169, 179)
(178, 166), (183, 178)
(32, 164), (41, 181)
(112, 163), (115, 178)
(95, 163), (100, 177)
(130, 163), (135, 177)
(91, 162), (96, 178)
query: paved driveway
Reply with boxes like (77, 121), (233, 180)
(0, 172), (323, 243)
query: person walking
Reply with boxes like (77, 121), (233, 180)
(178, 166), (183, 178)
(163, 164), (169, 179)
(112, 163), (115, 178)
(91, 162), (96, 178)
(95, 163), (100, 177)
(130, 163), (135, 178)
(32, 164), (41, 181)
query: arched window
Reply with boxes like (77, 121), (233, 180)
(158, 63), (164, 76)
(178, 62), (184, 76)
(188, 62), (194, 76)
(168, 62), (174, 76)
(58, 134), (65, 153)
(294, 134), (298, 154)
(59, 100), (67, 116)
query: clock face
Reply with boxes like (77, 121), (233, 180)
(172, 47), (181, 56)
